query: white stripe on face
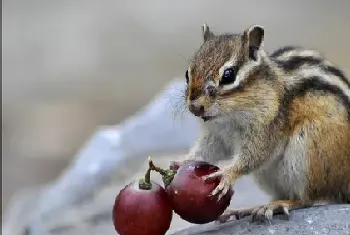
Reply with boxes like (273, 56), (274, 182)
(219, 50), (264, 94)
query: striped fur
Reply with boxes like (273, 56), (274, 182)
(184, 24), (350, 208)
(271, 46), (350, 89)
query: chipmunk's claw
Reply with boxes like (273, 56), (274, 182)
(216, 203), (290, 224)
(203, 170), (234, 202)
(251, 203), (289, 223)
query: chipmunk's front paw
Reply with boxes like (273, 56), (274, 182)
(203, 168), (236, 202)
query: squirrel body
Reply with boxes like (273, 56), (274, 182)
(182, 24), (350, 221)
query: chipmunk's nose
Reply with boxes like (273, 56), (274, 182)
(188, 103), (205, 116)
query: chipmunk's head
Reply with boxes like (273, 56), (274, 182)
(185, 23), (276, 122)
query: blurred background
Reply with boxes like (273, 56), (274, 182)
(2, 0), (350, 233)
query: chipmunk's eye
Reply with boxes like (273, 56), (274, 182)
(185, 70), (189, 84)
(220, 68), (236, 85)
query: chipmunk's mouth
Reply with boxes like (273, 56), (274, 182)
(201, 116), (216, 122)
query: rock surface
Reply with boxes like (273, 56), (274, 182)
(3, 155), (349, 235)
(171, 205), (350, 235)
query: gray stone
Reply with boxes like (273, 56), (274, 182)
(171, 205), (350, 235)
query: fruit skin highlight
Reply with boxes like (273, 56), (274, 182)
(112, 165), (173, 235)
(154, 160), (234, 224)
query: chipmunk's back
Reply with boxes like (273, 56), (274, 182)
(270, 46), (350, 90)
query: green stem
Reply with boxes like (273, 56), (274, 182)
(148, 157), (176, 187)
(138, 167), (152, 190)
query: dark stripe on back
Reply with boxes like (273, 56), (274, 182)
(274, 56), (350, 88)
(275, 76), (350, 127)
(324, 65), (350, 88)
(270, 46), (302, 58)
(274, 56), (323, 71)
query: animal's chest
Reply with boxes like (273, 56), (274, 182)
(253, 139), (308, 199)
(209, 120), (308, 199)
(208, 122), (242, 156)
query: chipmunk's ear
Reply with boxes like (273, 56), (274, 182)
(202, 23), (214, 42)
(243, 25), (264, 60)
(244, 25), (264, 49)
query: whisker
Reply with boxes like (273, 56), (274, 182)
(162, 84), (189, 126)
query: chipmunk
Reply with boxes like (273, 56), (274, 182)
(177, 23), (350, 223)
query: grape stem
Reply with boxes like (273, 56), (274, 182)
(138, 166), (152, 190)
(148, 156), (175, 187)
